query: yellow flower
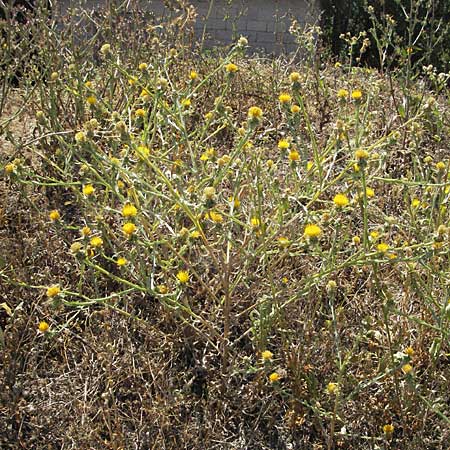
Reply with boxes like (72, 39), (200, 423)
(122, 203), (138, 217)
(327, 382), (338, 394)
(290, 104), (300, 114)
(261, 350), (273, 361)
(38, 321), (50, 333)
(352, 236), (361, 245)
(436, 161), (446, 171)
(100, 43), (111, 55)
(203, 186), (216, 199)
(250, 217), (261, 228)
(157, 284), (168, 294)
(181, 98), (191, 108)
(70, 242), (83, 254)
(49, 210), (60, 221)
(209, 211), (224, 223)
(288, 150), (300, 161)
(128, 76), (137, 86)
(75, 131), (87, 143)
(278, 139), (290, 150)
(377, 242), (390, 253)
(189, 70), (198, 80)
(279, 93), (292, 104)
(366, 187), (375, 198)
(369, 231), (379, 240)
(135, 108), (146, 118)
(190, 230), (201, 239)
(5, 163), (16, 173)
(225, 62), (238, 73)
(401, 363), (413, 374)
(405, 346), (415, 357)
(46, 285), (61, 297)
(138, 62), (148, 71)
(277, 236), (290, 248)
(304, 224), (322, 239)
(176, 270), (189, 284)
(248, 106), (263, 120)
(355, 149), (369, 161)
(84, 81), (92, 89)
(81, 226), (91, 236)
(333, 193), (349, 207)
(337, 88), (348, 98)
(267, 159), (274, 169)
(122, 222), (136, 236)
(289, 72), (300, 83)
(269, 372), (280, 383)
(82, 184), (95, 196)
(86, 96), (97, 105)
(90, 236), (103, 248)
(383, 424), (394, 435)
(117, 257), (128, 266)
(411, 198), (421, 208)
(351, 89), (362, 100)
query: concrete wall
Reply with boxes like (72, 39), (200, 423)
(58, 0), (320, 53)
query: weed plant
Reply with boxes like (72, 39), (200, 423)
(0, 1), (449, 449)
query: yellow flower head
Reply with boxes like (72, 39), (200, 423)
(90, 236), (103, 248)
(351, 89), (362, 100)
(70, 242), (83, 254)
(209, 211), (224, 223)
(49, 210), (60, 221)
(355, 149), (369, 161)
(405, 346), (415, 357)
(138, 62), (148, 71)
(250, 217), (261, 228)
(327, 382), (338, 394)
(81, 225), (91, 236)
(277, 236), (290, 248)
(278, 139), (290, 150)
(5, 163), (16, 173)
(86, 96), (97, 105)
(290, 104), (300, 114)
(46, 285), (61, 298)
(50, 71), (59, 81)
(383, 424), (394, 435)
(333, 193), (349, 207)
(279, 93), (292, 104)
(436, 161), (446, 171)
(352, 236), (361, 245)
(288, 150), (300, 161)
(38, 321), (50, 333)
(366, 187), (375, 198)
(269, 372), (280, 383)
(117, 257), (128, 267)
(100, 43), (111, 55)
(304, 224), (322, 239)
(82, 184), (95, 196)
(135, 108), (146, 118)
(181, 98), (191, 108)
(122, 203), (138, 217)
(337, 88), (349, 98)
(225, 62), (238, 73)
(75, 131), (87, 143)
(248, 106), (263, 120)
(203, 186), (216, 199)
(176, 270), (189, 284)
(261, 350), (273, 361)
(122, 222), (136, 236)
(189, 70), (198, 80)
(401, 363), (413, 375)
(377, 242), (390, 253)
(289, 72), (300, 83)
(157, 284), (168, 294)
